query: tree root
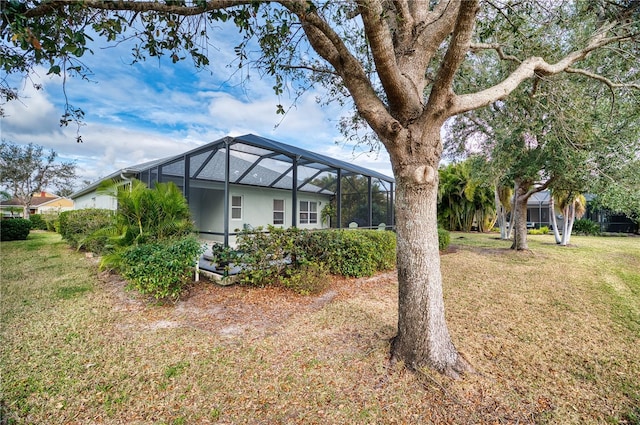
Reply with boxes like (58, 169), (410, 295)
(442, 352), (474, 380)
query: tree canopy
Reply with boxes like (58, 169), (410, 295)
(445, 57), (640, 248)
(2, 0), (639, 375)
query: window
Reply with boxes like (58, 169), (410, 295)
(273, 199), (285, 225)
(231, 195), (242, 220)
(299, 201), (318, 224)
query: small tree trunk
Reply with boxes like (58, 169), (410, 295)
(495, 187), (508, 240)
(390, 161), (470, 378)
(560, 205), (571, 246)
(506, 182), (517, 240)
(510, 182), (529, 250)
(550, 197), (561, 244)
(565, 202), (576, 245)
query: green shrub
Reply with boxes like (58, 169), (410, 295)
(235, 227), (397, 287)
(41, 211), (60, 232)
(360, 230), (397, 270)
(103, 179), (194, 246)
(0, 218), (31, 241)
(58, 209), (114, 253)
(573, 219), (600, 236)
(58, 210), (71, 236)
(235, 226), (303, 287)
(306, 229), (396, 277)
(326, 230), (378, 277)
(119, 237), (204, 301)
(29, 214), (47, 230)
(280, 262), (329, 295)
(529, 226), (550, 235)
(438, 228), (450, 251)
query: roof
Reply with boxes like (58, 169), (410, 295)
(233, 134), (393, 183)
(72, 134), (394, 198)
(1, 194), (63, 207)
(71, 156), (176, 198)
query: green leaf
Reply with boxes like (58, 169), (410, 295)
(47, 64), (61, 75)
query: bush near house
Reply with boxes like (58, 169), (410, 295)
(58, 209), (115, 254)
(528, 226), (550, 235)
(235, 227), (398, 293)
(572, 218), (600, 236)
(28, 214), (47, 230)
(236, 226), (453, 292)
(305, 229), (396, 278)
(94, 181), (199, 301)
(234, 226), (329, 294)
(0, 218), (31, 241)
(119, 236), (204, 301)
(438, 228), (451, 251)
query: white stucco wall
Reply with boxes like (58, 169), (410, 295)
(188, 182), (332, 244)
(72, 181), (332, 246)
(73, 191), (117, 210)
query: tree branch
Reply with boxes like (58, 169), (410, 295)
(426, 0), (479, 118)
(281, 64), (338, 76)
(450, 23), (638, 116)
(525, 176), (556, 199)
(281, 1), (401, 142)
(469, 42), (521, 63)
(358, 0), (413, 116)
(565, 67), (640, 90)
(24, 0), (252, 18)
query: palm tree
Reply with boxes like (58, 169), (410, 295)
(495, 183), (513, 239)
(550, 189), (587, 246)
(95, 178), (194, 247)
(438, 161), (496, 232)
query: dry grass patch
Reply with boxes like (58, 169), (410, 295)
(1, 231), (639, 424)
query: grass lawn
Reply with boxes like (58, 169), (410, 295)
(1, 231), (639, 424)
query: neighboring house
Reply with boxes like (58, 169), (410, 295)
(0, 192), (74, 218)
(526, 191), (552, 229)
(524, 190), (637, 233)
(71, 134), (396, 246)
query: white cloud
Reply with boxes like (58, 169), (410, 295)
(1, 72), (62, 135)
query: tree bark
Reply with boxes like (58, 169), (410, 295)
(560, 202), (576, 246)
(511, 181), (530, 250)
(550, 196), (561, 244)
(389, 129), (470, 377)
(495, 186), (508, 240)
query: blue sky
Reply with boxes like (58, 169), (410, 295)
(1, 23), (393, 191)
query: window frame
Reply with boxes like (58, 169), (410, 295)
(273, 199), (285, 225)
(299, 200), (318, 225)
(231, 195), (243, 220)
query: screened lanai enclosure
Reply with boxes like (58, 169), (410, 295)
(74, 134), (395, 246)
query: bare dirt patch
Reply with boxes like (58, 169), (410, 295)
(97, 270), (398, 338)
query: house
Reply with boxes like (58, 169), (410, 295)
(0, 192), (74, 218)
(71, 134), (396, 246)
(524, 190), (638, 233)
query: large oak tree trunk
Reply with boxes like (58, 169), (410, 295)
(388, 130), (469, 377)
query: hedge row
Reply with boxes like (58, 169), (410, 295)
(300, 228), (397, 277)
(58, 209), (114, 254)
(227, 227), (396, 295)
(0, 219), (31, 241)
(229, 226), (450, 293)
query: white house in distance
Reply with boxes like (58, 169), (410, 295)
(72, 134), (396, 246)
